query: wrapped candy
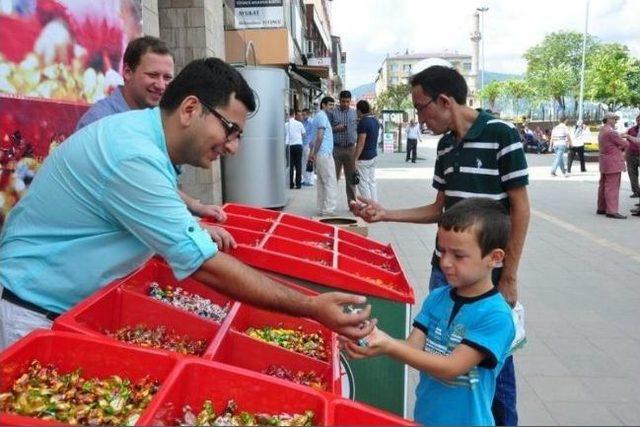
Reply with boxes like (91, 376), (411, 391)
(0, 360), (159, 426)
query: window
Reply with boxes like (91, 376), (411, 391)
(391, 63), (399, 71)
(390, 76), (398, 85)
(403, 64), (411, 72)
(463, 62), (472, 71)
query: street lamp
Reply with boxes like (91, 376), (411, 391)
(577, 0), (590, 124)
(477, 6), (489, 96)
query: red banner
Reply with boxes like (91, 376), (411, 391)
(1, 0), (142, 226)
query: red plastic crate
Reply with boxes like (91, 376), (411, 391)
(263, 235), (334, 267)
(337, 240), (400, 273)
(203, 204), (415, 304)
(329, 398), (418, 426)
(216, 213), (274, 232)
(279, 213), (336, 236)
(228, 304), (338, 365)
(211, 225), (266, 247)
(117, 259), (238, 325)
(0, 330), (179, 426)
(53, 286), (224, 358)
(210, 330), (340, 394)
(219, 203), (281, 222)
(337, 228), (393, 257)
(272, 223), (334, 251)
(337, 255), (404, 292)
(143, 359), (329, 426)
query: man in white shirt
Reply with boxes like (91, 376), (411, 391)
(285, 109), (306, 189)
(406, 119), (421, 163)
(550, 117), (574, 177)
(568, 121), (588, 173)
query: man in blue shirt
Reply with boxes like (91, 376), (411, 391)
(354, 100), (379, 202)
(301, 108), (316, 186)
(308, 97), (337, 216)
(0, 58), (375, 350)
(76, 36), (228, 228)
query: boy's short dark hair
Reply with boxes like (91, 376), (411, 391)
(438, 198), (510, 256)
(123, 36), (172, 71)
(159, 57), (256, 113)
(410, 66), (468, 105)
(302, 108), (311, 114)
(320, 96), (335, 108)
(339, 90), (352, 99)
(356, 100), (371, 114)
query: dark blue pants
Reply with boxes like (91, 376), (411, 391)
(428, 266), (518, 426)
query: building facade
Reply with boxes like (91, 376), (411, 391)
(139, 0), (345, 204)
(374, 52), (477, 107)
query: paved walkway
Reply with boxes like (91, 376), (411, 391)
(282, 137), (640, 425)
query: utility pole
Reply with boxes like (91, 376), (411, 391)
(477, 6), (489, 101)
(577, 0), (590, 124)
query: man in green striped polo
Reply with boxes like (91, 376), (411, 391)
(350, 65), (530, 426)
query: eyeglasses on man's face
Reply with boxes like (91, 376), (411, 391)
(414, 98), (435, 115)
(199, 99), (243, 141)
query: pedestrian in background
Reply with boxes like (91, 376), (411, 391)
(597, 112), (629, 219)
(301, 108), (315, 186)
(309, 97), (337, 216)
(405, 118), (421, 163)
(354, 100), (379, 202)
(329, 90), (358, 206)
(285, 109), (305, 189)
(624, 114), (640, 198)
(568, 121), (588, 173)
(550, 117), (573, 178)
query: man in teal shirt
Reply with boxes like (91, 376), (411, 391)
(0, 58), (375, 349)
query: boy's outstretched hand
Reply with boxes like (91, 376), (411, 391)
(349, 196), (386, 223)
(339, 326), (393, 359)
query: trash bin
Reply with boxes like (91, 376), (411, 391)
(221, 67), (289, 208)
(202, 203), (416, 417)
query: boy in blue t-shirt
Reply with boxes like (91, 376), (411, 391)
(343, 198), (515, 426)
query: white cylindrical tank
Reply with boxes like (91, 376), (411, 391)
(221, 67), (289, 208)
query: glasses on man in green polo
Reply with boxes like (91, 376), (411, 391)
(199, 99), (243, 141)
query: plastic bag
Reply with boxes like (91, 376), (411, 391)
(509, 301), (526, 354)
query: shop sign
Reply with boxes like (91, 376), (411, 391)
(234, 0), (284, 29)
(383, 133), (395, 153)
(307, 57), (331, 67)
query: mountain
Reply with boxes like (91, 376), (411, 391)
(482, 71), (523, 84)
(350, 82), (376, 99)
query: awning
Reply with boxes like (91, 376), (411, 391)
(287, 63), (325, 91)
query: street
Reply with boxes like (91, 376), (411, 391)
(284, 136), (640, 425)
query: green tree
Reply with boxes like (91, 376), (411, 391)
(586, 43), (640, 110)
(524, 31), (598, 114)
(627, 59), (640, 108)
(478, 80), (503, 111)
(375, 83), (412, 111)
(501, 79), (534, 117)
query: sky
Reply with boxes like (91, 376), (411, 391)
(331, 0), (640, 90)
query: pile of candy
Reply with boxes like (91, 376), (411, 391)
(354, 273), (397, 291)
(148, 282), (230, 322)
(0, 360), (158, 426)
(179, 399), (314, 426)
(262, 365), (327, 391)
(106, 324), (207, 356)
(245, 325), (327, 361)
